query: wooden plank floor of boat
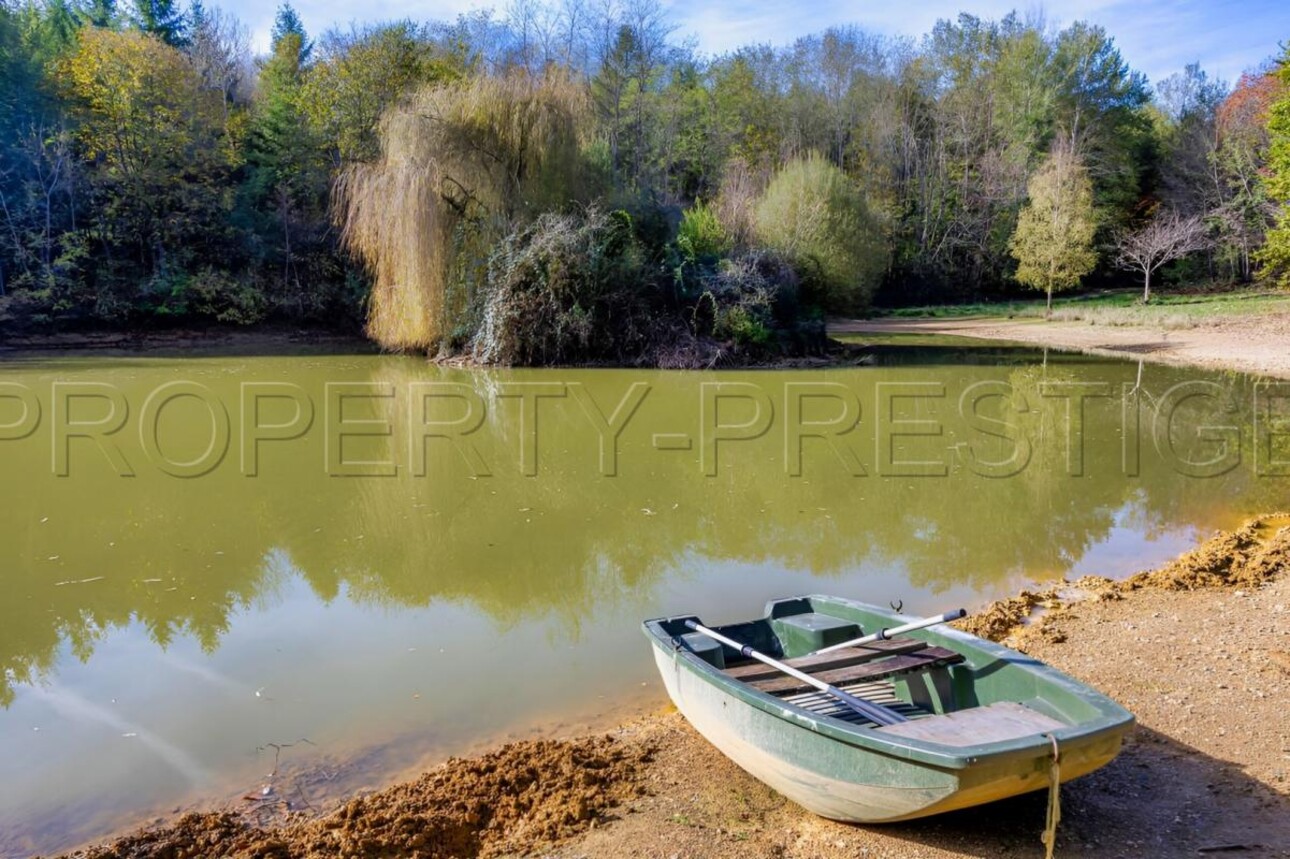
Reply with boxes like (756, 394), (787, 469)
(778, 679), (934, 726)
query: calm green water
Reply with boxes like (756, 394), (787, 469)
(0, 342), (1286, 855)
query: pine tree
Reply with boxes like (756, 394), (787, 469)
(590, 25), (639, 180)
(244, 29), (323, 291)
(270, 3), (310, 64)
(78, 0), (116, 28)
(133, 0), (188, 47)
(251, 33), (309, 184)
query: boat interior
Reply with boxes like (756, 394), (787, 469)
(663, 596), (1073, 744)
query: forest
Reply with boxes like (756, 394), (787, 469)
(1, 0), (1288, 363)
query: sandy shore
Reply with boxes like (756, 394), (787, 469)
(832, 314), (1290, 379)
(54, 515), (1290, 859)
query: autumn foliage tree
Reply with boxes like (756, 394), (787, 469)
(59, 27), (228, 296)
(301, 22), (464, 164)
(1214, 69), (1283, 281)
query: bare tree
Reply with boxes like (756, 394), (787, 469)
(187, 6), (253, 121)
(1115, 211), (1211, 302)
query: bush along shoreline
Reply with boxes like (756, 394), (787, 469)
(332, 72), (886, 368)
(435, 200), (854, 369)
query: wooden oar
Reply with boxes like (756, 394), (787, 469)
(683, 620), (907, 726)
(810, 609), (967, 656)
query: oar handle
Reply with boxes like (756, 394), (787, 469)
(812, 609), (967, 655)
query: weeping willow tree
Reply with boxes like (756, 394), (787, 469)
(335, 70), (591, 350)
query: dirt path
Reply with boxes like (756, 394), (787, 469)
(832, 314), (1290, 379)
(58, 517), (1290, 859)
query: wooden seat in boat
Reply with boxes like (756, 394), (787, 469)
(723, 638), (929, 682)
(737, 642), (965, 697)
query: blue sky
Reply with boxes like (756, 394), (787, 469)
(230, 0), (1289, 87)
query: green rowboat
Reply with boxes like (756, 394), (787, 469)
(643, 594), (1134, 823)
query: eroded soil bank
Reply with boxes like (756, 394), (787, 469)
(833, 314), (1290, 379)
(55, 515), (1290, 859)
(0, 327), (373, 357)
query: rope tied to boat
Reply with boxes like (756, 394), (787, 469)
(1041, 732), (1061, 859)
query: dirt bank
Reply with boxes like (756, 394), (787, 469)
(0, 326), (372, 357)
(833, 314), (1290, 379)
(56, 516), (1290, 859)
(62, 736), (652, 859)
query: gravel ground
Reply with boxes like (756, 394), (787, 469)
(832, 314), (1290, 380)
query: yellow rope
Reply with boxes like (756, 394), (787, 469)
(1042, 733), (1061, 859)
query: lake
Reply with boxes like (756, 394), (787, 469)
(1, 339), (1286, 856)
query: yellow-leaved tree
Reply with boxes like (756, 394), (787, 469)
(58, 28), (227, 276)
(1009, 143), (1098, 313)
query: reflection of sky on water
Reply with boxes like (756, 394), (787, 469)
(0, 566), (648, 856)
(1062, 495), (1202, 575)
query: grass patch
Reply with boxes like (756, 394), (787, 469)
(876, 290), (1290, 329)
(878, 300), (1041, 319)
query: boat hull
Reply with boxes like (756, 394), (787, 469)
(651, 642), (1126, 823)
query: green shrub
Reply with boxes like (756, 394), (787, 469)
(702, 250), (800, 351)
(753, 154), (887, 315)
(677, 200), (732, 262)
(714, 304), (771, 346)
(185, 268), (270, 324)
